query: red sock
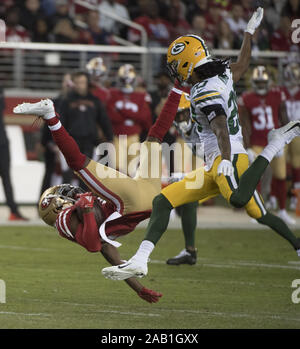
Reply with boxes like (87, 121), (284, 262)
(292, 168), (300, 189)
(148, 88), (182, 142)
(46, 115), (86, 170)
(274, 178), (287, 210)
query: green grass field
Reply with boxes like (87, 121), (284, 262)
(0, 225), (299, 329)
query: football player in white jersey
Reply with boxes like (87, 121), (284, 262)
(102, 7), (300, 281)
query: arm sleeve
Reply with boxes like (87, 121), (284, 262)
(75, 211), (102, 252)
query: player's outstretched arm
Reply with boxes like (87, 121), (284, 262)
(101, 243), (162, 303)
(230, 7), (264, 83)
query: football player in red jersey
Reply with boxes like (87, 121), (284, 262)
(13, 80), (184, 303)
(106, 64), (152, 175)
(281, 63), (300, 210)
(239, 65), (295, 224)
(86, 57), (110, 105)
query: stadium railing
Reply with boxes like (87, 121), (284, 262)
(0, 42), (290, 94)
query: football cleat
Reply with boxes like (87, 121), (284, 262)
(101, 258), (148, 280)
(8, 213), (28, 221)
(277, 209), (296, 226)
(166, 249), (197, 265)
(13, 99), (55, 120)
(268, 121), (300, 146)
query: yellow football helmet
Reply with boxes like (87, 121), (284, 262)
(38, 184), (81, 226)
(167, 35), (211, 83)
(251, 65), (270, 95)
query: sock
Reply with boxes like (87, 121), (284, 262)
(132, 240), (155, 263)
(46, 115), (86, 170)
(180, 201), (197, 249)
(148, 87), (182, 142)
(230, 156), (269, 208)
(292, 168), (300, 190)
(260, 142), (283, 163)
(143, 194), (173, 245)
(275, 178), (287, 210)
(257, 212), (300, 250)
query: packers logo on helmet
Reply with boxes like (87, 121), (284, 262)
(167, 35), (211, 83)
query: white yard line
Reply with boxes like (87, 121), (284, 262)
(0, 245), (52, 252)
(150, 259), (300, 271)
(0, 311), (50, 317)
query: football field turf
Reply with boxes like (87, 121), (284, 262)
(0, 225), (299, 329)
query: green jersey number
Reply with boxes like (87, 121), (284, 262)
(227, 90), (240, 135)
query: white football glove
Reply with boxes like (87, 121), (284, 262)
(217, 159), (234, 177)
(245, 7), (264, 35)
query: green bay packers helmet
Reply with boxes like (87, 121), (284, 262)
(167, 35), (211, 83)
(251, 65), (270, 95)
(38, 184), (83, 226)
(174, 93), (192, 134)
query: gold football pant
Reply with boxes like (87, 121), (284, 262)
(75, 141), (162, 215)
(162, 154), (266, 219)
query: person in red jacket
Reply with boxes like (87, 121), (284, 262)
(86, 56), (111, 106)
(239, 65), (294, 225)
(106, 64), (152, 175)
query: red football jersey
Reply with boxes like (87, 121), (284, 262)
(91, 84), (110, 105)
(281, 86), (300, 122)
(106, 88), (152, 136)
(239, 88), (286, 147)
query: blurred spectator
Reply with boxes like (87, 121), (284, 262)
(0, 87), (28, 221)
(225, 3), (247, 48)
(53, 18), (93, 44)
(205, 5), (223, 48)
(32, 18), (53, 42)
(40, 0), (56, 17)
(240, 0), (253, 19)
(50, 0), (73, 28)
(167, 5), (191, 41)
(59, 71), (113, 183)
(265, 0), (287, 31)
(98, 0), (130, 37)
(128, 0), (171, 46)
(282, 0), (300, 20)
(5, 6), (30, 42)
(39, 73), (73, 195)
(19, 0), (46, 38)
(214, 20), (234, 49)
(86, 10), (112, 45)
(0, 0), (16, 19)
(189, 15), (213, 49)
(271, 16), (299, 52)
(186, 0), (208, 23)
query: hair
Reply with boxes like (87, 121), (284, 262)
(193, 58), (230, 80)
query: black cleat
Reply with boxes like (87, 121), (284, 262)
(166, 249), (197, 265)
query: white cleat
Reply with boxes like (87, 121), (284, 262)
(101, 258), (148, 280)
(268, 121), (300, 146)
(277, 209), (296, 226)
(13, 99), (55, 119)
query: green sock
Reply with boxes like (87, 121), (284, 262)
(180, 201), (198, 249)
(230, 156), (269, 208)
(257, 212), (300, 250)
(144, 194), (173, 245)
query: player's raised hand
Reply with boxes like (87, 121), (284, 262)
(217, 159), (234, 177)
(137, 287), (163, 303)
(75, 192), (95, 209)
(245, 7), (264, 35)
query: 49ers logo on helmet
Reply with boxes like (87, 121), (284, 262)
(171, 43), (186, 55)
(41, 197), (52, 210)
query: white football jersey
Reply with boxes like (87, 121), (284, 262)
(190, 67), (246, 170)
